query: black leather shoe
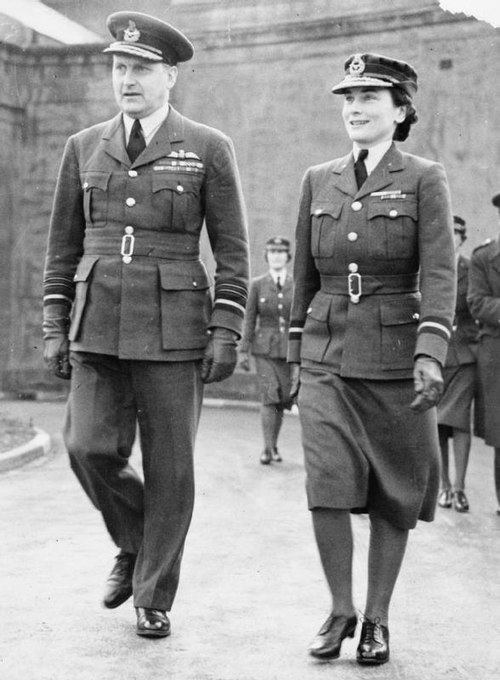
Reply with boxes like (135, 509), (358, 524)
(438, 488), (452, 508)
(308, 612), (357, 659)
(271, 447), (282, 462)
(102, 551), (136, 609)
(453, 490), (469, 513)
(260, 449), (272, 465)
(356, 619), (390, 665)
(136, 608), (171, 638)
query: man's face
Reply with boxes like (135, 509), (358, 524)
(112, 55), (177, 118)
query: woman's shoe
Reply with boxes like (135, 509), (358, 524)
(438, 488), (453, 508)
(453, 490), (469, 513)
(356, 618), (390, 665)
(260, 449), (272, 465)
(308, 612), (357, 659)
(271, 447), (282, 462)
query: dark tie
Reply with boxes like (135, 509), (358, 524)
(276, 276), (282, 291)
(127, 119), (146, 163)
(354, 148), (368, 189)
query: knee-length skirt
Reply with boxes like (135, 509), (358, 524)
(297, 367), (440, 530)
(254, 356), (294, 408)
(437, 363), (476, 432)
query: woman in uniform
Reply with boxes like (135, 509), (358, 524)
(288, 53), (455, 664)
(240, 237), (294, 464)
(437, 216), (477, 513)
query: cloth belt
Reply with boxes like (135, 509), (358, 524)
(83, 233), (200, 260)
(321, 272), (419, 303)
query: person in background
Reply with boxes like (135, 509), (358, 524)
(467, 193), (500, 516)
(437, 216), (477, 513)
(240, 237), (294, 464)
(42, 11), (249, 638)
(288, 53), (455, 665)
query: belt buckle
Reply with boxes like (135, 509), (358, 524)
(120, 234), (135, 263)
(348, 272), (362, 303)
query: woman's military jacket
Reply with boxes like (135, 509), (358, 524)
(288, 144), (456, 379)
(240, 272), (293, 358)
(444, 254), (477, 366)
(467, 236), (500, 339)
(43, 106), (249, 361)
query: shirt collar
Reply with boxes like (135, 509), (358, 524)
(269, 269), (287, 284)
(123, 102), (170, 145)
(353, 140), (393, 175)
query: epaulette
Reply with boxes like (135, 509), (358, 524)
(473, 238), (494, 252)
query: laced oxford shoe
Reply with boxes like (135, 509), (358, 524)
(136, 608), (171, 638)
(453, 489), (469, 513)
(260, 448), (272, 465)
(438, 488), (452, 508)
(102, 551), (136, 609)
(271, 447), (282, 462)
(356, 619), (390, 665)
(308, 612), (357, 659)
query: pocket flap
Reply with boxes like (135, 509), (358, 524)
(152, 173), (202, 195)
(81, 172), (111, 192)
(310, 202), (342, 219)
(73, 255), (99, 282)
(380, 297), (420, 326)
(368, 199), (417, 221)
(306, 295), (330, 321)
(159, 261), (210, 291)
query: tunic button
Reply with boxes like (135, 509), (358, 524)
(124, 226), (134, 235)
(128, 170), (138, 178)
(192, 281), (198, 287)
(278, 292), (283, 299)
(348, 263), (358, 273)
(126, 197), (136, 207)
(412, 313), (420, 320)
(177, 184), (184, 193)
(83, 181), (89, 189)
(122, 255), (132, 264)
(278, 304), (283, 310)
(351, 201), (362, 211)
(314, 208), (323, 215)
(389, 209), (398, 218)
(347, 232), (358, 242)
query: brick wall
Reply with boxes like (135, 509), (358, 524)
(1, 1), (500, 391)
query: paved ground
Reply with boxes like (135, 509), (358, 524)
(0, 397), (498, 680)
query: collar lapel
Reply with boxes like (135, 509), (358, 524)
(102, 114), (130, 167)
(331, 153), (357, 198)
(355, 143), (404, 199)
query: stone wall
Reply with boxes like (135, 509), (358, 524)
(1, 0), (500, 391)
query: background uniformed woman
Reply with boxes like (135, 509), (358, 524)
(437, 216), (477, 513)
(288, 53), (455, 665)
(240, 237), (294, 464)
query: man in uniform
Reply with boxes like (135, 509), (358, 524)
(468, 193), (500, 515)
(42, 11), (249, 637)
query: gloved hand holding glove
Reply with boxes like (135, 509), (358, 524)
(43, 304), (71, 380)
(410, 355), (443, 413)
(201, 327), (238, 384)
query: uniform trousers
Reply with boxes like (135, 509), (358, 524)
(63, 351), (203, 610)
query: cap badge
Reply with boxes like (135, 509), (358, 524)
(349, 54), (365, 76)
(123, 20), (141, 43)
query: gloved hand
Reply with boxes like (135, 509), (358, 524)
(201, 327), (238, 384)
(289, 362), (301, 400)
(410, 355), (443, 413)
(239, 352), (251, 372)
(43, 304), (71, 380)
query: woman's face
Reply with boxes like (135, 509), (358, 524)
(342, 87), (406, 147)
(266, 249), (289, 272)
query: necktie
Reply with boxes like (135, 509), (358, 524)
(354, 148), (368, 189)
(276, 276), (282, 291)
(127, 119), (146, 163)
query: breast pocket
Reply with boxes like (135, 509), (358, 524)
(159, 261), (212, 350)
(82, 172), (111, 228)
(380, 295), (420, 369)
(152, 173), (204, 232)
(367, 199), (418, 260)
(310, 203), (343, 258)
(68, 255), (99, 341)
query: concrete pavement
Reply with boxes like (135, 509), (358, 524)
(0, 397), (498, 680)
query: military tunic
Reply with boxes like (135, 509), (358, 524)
(467, 237), (500, 446)
(289, 143), (456, 529)
(241, 272), (293, 406)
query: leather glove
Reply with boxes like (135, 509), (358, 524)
(43, 304), (71, 380)
(201, 327), (238, 384)
(239, 352), (251, 372)
(289, 362), (301, 400)
(410, 355), (443, 413)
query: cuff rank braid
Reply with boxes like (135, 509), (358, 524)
(43, 274), (75, 309)
(417, 316), (452, 342)
(288, 319), (305, 343)
(214, 281), (247, 318)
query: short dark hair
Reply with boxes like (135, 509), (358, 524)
(390, 87), (418, 142)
